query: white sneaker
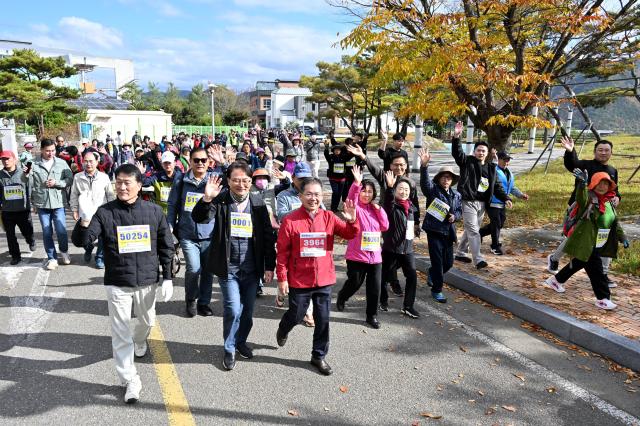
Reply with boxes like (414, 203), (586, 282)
(595, 299), (617, 310)
(134, 341), (148, 358)
(45, 259), (58, 270)
(124, 375), (142, 404)
(543, 276), (565, 293)
(60, 252), (71, 265)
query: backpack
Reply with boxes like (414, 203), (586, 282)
(562, 192), (598, 237)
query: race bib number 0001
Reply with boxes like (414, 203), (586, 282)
(3, 186), (24, 201)
(230, 212), (253, 238)
(361, 231), (381, 252)
(183, 192), (203, 212)
(426, 198), (450, 222)
(333, 163), (345, 174)
(117, 225), (151, 254)
(596, 228), (610, 248)
(477, 177), (489, 193)
(300, 232), (327, 257)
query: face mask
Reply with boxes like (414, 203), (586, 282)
(254, 179), (268, 190)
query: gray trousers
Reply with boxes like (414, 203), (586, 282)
(456, 200), (486, 264)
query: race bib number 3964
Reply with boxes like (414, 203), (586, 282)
(117, 225), (151, 254)
(300, 232), (327, 257)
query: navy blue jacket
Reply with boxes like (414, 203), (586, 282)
(420, 165), (462, 241)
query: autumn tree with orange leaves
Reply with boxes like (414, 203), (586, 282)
(333, 0), (639, 150)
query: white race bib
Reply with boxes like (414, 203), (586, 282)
(596, 228), (610, 248)
(333, 163), (345, 174)
(346, 159), (356, 167)
(406, 220), (415, 240)
(230, 212), (253, 238)
(3, 186), (24, 201)
(300, 232), (327, 257)
(361, 231), (381, 252)
(477, 177), (489, 193)
(426, 198), (450, 222)
(117, 225), (151, 253)
(184, 192), (203, 212)
(159, 187), (171, 202)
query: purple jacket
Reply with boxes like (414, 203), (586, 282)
(345, 182), (389, 264)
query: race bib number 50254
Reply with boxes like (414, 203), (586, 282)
(117, 225), (151, 253)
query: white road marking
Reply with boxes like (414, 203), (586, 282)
(419, 300), (640, 425)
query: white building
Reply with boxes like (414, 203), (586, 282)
(81, 109), (172, 142)
(266, 87), (314, 129)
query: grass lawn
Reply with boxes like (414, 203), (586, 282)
(509, 134), (640, 227)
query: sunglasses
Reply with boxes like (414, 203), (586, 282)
(192, 158), (208, 164)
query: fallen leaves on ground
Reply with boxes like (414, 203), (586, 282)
(478, 390), (485, 396)
(513, 373), (526, 382)
(339, 385), (349, 393)
(419, 412), (442, 419)
(287, 409), (299, 417)
(502, 405), (517, 412)
(459, 346), (468, 352)
(485, 406), (497, 415)
(546, 386), (557, 393)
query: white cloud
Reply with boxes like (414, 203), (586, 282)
(58, 17), (124, 50)
(156, 1), (185, 17)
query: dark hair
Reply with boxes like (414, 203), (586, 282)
(474, 141), (489, 150)
(300, 177), (323, 193)
(392, 133), (404, 141)
(393, 177), (411, 190)
(55, 135), (64, 142)
(226, 161), (252, 178)
(66, 145), (78, 156)
(344, 137), (353, 145)
(40, 138), (55, 149)
(355, 132), (364, 139)
(190, 147), (207, 158)
(390, 152), (407, 164)
(594, 139), (613, 151)
(115, 163), (142, 183)
(361, 179), (378, 201)
(83, 149), (99, 161)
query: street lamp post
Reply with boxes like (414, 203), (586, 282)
(208, 82), (216, 139)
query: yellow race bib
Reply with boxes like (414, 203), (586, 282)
(361, 231), (381, 252)
(230, 212), (253, 238)
(184, 192), (203, 212)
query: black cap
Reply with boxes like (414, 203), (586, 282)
(497, 151), (512, 161)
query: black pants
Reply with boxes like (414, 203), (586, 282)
(338, 260), (382, 317)
(2, 210), (35, 260)
(341, 178), (354, 202)
(380, 251), (417, 308)
(556, 250), (610, 300)
(427, 232), (454, 294)
(329, 179), (345, 212)
(278, 286), (332, 359)
(479, 206), (506, 249)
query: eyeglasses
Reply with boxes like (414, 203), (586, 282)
(302, 192), (321, 199)
(230, 178), (252, 185)
(192, 158), (208, 164)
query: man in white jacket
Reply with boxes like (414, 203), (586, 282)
(70, 149), (115, 269)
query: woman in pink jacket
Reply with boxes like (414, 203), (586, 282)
(336, 165), (389, 329)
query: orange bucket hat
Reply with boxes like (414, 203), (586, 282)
(588, 172), (617, 192)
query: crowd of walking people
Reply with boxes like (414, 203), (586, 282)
(0, 121), (630, 404)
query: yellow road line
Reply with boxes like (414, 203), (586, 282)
(149, 323), (196, 426)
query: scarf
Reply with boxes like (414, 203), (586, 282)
(396, 198), (410, 216)
(230, 190), (249, 204)
(595, 190), (616, 213)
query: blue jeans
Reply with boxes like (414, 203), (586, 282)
(37, 208), (68, 260)
(180, 238), (214, 305)
(86, 237), (104, 262)
(218, 271), (259, 353)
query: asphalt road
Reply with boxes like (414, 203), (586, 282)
(1, 223), (638, 425)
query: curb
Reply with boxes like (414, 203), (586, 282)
(415, 256), (640, 372)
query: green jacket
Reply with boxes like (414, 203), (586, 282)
(29, 157), (73, 209)
(564, 183), (626, 262)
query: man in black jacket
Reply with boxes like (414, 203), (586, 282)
(547, 137), (620, 285)
(191, 162), (276, 371)
(73, 164), (174, 404)
(378, 132), (409, 171)
(450, 122), (511, 269)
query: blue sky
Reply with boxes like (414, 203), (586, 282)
(2, 0), (355, 91)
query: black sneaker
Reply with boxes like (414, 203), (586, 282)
(197, 304), (214, 316)
(29, 241), (36, 252)
(379, 303), (389, 312)
(366, 316), (381, 329)
(276, 327), (288, 347)
(336, 295), (346, 312)
(310, 357), (333, 376)
(546, 255), (559, 274)
(186, 300), (197, 318)
(490, 247), (504, 255)
(222, 351), (236, 371)
(476, 261), (488, 270)
(236, 343), (254, 359)
(455, 255), (472, 263)
(390, 281), (404, 296)
(10, 257), (22, 265)
(401, 306), (420, 318)
(256, 286), (264, 297)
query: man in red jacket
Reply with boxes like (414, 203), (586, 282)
(275, 177), (359, 375)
